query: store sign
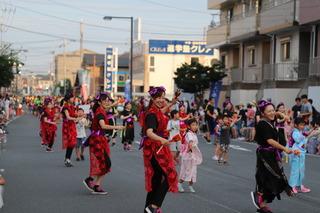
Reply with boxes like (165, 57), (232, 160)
(104, 48), (113, 91)
(149, 40), (214, 55)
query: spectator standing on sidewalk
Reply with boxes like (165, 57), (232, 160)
(300, 95), (313, 124)
(292, 97), (302, 120)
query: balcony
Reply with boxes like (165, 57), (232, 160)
(208, 0), (235, 9)
(206, 23), (229, 48)
(309, 57), (320, 77)
(229, 10), (258, 41)
(260, 0), (297, 34)
(263, 62), (309, 81)
(231, 67), (262, 83)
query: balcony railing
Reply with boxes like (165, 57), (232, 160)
(229, 11), (258, 40)
(309, 57), (320, 77)
(206, 24), (229, 47)
(263, 63), (309, 81)
(260, 0), (296, 34)
(231, 67), (262, 83)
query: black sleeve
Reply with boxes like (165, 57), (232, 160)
(96, 113), (105, 122)
(145, 113), (158, 131)
(257, 121), (275, 142)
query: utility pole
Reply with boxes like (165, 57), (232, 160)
(63, 38), (67, 95)
(80, 21), (84, 68)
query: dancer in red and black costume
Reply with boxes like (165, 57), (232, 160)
(83, 93), (125, 195)
(42, 97), (58, 152)
(61, 93), (78, 167)
(142, 86), (178, 213)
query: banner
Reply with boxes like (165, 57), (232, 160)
(104, 47), (113, 91)
(124, 79), (131, 101)
(149, 40), (214, 55)
(209, 80), (222, 108)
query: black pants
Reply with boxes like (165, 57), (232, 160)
(65, 147), (74, 160)
(144, 156), (169, 211)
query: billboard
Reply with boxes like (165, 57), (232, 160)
(149, 40), (214, 55)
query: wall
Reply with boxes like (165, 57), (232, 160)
(231, 89), (258, 105)
(275, 30), (300, 63)
(147, 53), (217, 98)
(299, 0), (320, 25)
(263, 88), (300, 107)
(55, 55), (81, 86)
(308, 86), (320, 110)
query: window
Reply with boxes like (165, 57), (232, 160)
(150, 56), (155, 66)
(149, 56), (155, 72)
(281, 40), (291, 61)
(191, 57), (199, 64)
(248, 47), (256, 66)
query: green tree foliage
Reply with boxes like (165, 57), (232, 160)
(174, 61), (226, 95)
(0, 45), (22, 88)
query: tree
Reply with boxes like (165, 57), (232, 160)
(174, 61), (226, 104)
(0, 44), (22, 88)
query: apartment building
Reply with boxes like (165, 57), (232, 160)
(207, 0), (320, 107)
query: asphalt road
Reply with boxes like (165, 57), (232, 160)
(1, 114), (320, 213)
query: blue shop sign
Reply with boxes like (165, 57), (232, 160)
(149, 40), (213, 55)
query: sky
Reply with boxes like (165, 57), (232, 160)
(0, 0), (216, 74)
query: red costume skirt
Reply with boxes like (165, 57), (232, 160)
(43, 124), (57, 145)
(62, 121), (77, 149)
(89, 135), (111, 177)
(143, 138), (178, 192)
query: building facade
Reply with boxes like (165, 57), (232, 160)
(133, 40), (219, 98)
(207, 0), (320, 108)
(55, 49), (96, 87)
(83, 52), (129, 96)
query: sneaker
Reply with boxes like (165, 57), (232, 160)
(178, 183), (184, 193)
(257, 206), (273, 213)
(300, 185), (311, 193)
(251, 191), (263, 209)
(83, 177), (94, 192)
(64, 159), (73, 167)
(189, 185), (196, 193)
(76, 158), (80, 161)
(91, 185), (108, 195)
(292, 187), (298, 194)
(212, 155), (218, 161)
(80, 155), (85, 161)
(145, 206), (158, 213)
(46, 148), (53, 152)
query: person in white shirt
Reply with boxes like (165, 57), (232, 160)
(167, 110), (181, 164)
(76, 108), (89, 161)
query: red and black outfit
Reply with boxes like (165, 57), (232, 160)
(42, 108), (57, 149)
(143, 105), (178, 210)
(89, 106), (111, 177)
(62, 103), (77, 160)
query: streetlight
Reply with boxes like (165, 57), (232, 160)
(103, 15), (134, 100)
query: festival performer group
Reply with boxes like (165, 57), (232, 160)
(31, 87), (317, 213)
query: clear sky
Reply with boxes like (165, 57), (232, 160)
(0, 0), (215, 74)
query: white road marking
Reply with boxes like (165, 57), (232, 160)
(229, 145), (252, 152)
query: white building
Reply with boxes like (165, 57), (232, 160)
(133, 39), (219, 98)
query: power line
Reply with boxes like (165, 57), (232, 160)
(7, 2), (208, 36)
(139, 0), (211, 15)
(2, 23), (77, 40)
